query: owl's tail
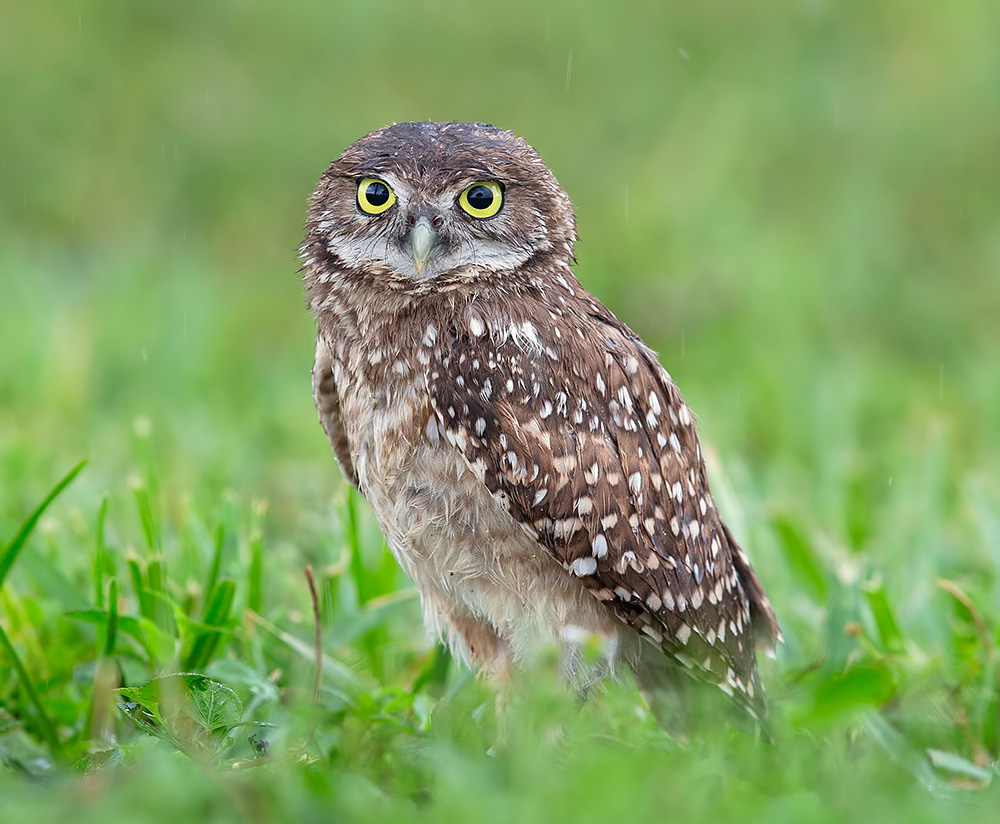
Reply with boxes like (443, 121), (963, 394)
(633, 650), (772, 741)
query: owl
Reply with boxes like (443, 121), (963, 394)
(300, 121), (780, 723)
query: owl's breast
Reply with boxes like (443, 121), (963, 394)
(332, 355), (427, 519)
(329, 348), (630, 670)
(334, 352), (497, 575)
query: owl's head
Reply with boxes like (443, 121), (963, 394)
(302, 122), (576, 296)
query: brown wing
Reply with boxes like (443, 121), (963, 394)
(426, 307), (778, 712)
(313, 338), (359, 490)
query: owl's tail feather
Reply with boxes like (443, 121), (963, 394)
(633, 653), (772, 742)
(723, 523), (782, 657)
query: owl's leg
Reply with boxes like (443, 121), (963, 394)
(418, 595), (515, 750)
(440, 613), (518, 755)
(418, 589), (512, 680)
(557, 624), (619, 697)
(445, 612), (512, 682)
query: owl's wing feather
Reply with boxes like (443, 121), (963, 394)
(427, 308), (777, 711)
(313, 339), (359, 490)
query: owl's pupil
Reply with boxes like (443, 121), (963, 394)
(365, 182), (390, 206)
(467, 185), (494, 211)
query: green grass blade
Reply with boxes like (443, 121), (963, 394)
(93, 495), (109, 609)
(345, 489), (368, 605)
(249, 610), (368, 705)
(771, 514), (828, 600)
(146, 558), (176, 635)
(247, 535), (263, 615)
(184, 579), (236, 671)
(0, 621), (62, 759)
(247, 500), (265, 615)
(204, 524), (225, 605)
(103, 577), (119, 657)
(131, 479), (160, 553)
(0, 459), (87, 589)
(127, 557), (150, 620)
(862, 575), (905, 654)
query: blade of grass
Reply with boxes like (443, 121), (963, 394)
(184, 579), (236, 671)
(247, 535), (263, 615)
(0, 459), (86, 589)
(89, 578), (121, 747)
(247, 499), (266, 615)
(345, 488), (369, 605)
(93, 495), (109, 608)
(103, 577), (119, 657)
(305, 566), (321, 703)
(131, 477), (160, 553)
(0, 621), (62, 760)
(248, 609), (368, 705)
(127, 556), (150, 621)
(205, 523), (225, 604)
(862, 574), (905, 654)
(146, 558), (176, 635)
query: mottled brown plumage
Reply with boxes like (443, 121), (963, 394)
(301, 121), (779, 721)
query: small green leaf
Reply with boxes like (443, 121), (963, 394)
(116, 673), (244, 759)
(185, 673), (243, 731)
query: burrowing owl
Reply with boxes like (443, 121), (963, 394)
(301, 121), (779, 721)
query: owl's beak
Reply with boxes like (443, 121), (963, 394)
(408, 216), (436, 279)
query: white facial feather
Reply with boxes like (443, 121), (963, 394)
(325, 178), (534, 281)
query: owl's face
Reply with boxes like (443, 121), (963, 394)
(304, 122), (576, 289)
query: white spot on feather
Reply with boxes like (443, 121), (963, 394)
(425, 416), (440, 446)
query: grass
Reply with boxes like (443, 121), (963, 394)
(2, 0), (999, 820)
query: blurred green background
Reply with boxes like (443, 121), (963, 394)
(2, 0), (999, 819)
(4, 0), (998, 505)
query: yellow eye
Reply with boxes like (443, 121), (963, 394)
(458, 181), (503, 219)
(357, 177), (396, 215)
